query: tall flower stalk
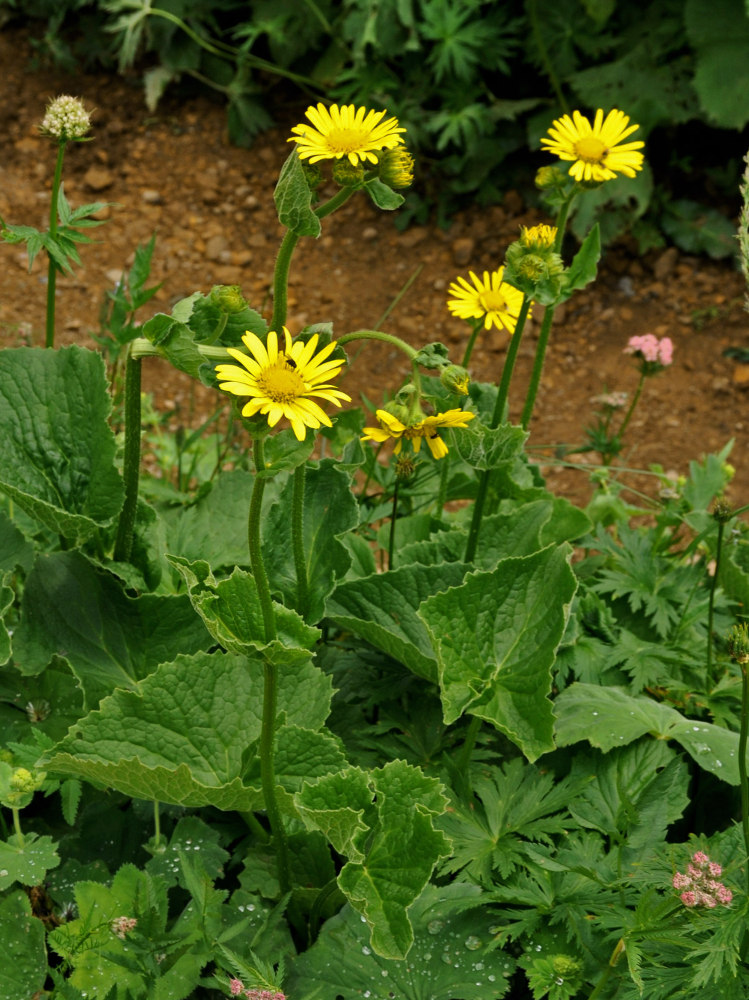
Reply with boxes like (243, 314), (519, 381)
(113, 349), (142, 562)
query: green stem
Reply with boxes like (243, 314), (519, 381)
(240, 810), (271, 843)
(464, 298), (531, 563)
(247, 438), (291, 895)
(12, 807), (23, 846)
(615, 370), (646, 442)
(249, 438), (277, 643)
(518, 191), (577, 430)
(337, 327), (418, 360)
(461, 318), (483, 368)
(739, 662), (749, 893)
(113, 352), (142, 562)
(291, 464), (310, 619)
(388, 479), (400, 571)
(45, 140), (66, 349)
(520, 304), (555, 431)
(586, 939), (625, 1000)
(436, 457), (449, 516)
(308, 877), (344, 940)
(455, 715), (482, 797)
(270, 187), (354, 332)
(706, 518), (724, 679)
(153, 800), (161, 849)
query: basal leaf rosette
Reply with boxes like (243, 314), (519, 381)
(540, 108), (644, 184)
(216, 327), (350, 441)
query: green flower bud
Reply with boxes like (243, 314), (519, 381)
(378, 146), (414, 189)
(728, 622), (749, 664)
(535, 165), (565, 190)
(395, 455), (416, 480)
(381, 399), (413, 425)
(713, 498), (733, 524)
(332, 160), (366, 188)
(723, 462), (736, 482)
(440, 364), (471, 395)
(10, 768), (37, 793)
(210, 285), (247, 314)
(302, 161), (323, 190)
(552, 955), (582, 977)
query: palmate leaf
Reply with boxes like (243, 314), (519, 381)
(439, 758), (584, 882)
(0, 891), (48, 1000)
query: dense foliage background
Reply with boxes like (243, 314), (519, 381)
(2, 0), (749, 252)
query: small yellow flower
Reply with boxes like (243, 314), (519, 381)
(361, 408), (475, 460)
(519, 224), (557, 251)
(379, 146), (414, 188)
(216, 328), (350, 441)
(289, 103), (406, 167)
(447, 268), (525, 333)
(540, 108), (644, 183)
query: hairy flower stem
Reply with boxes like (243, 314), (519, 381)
(461, 318), (483, 368)
(248, 438), (291, 896)
(519, 191), (576, 430)
(153, 800), (161, 849)
(706, 518), (725, 679)
(113, 352), (142, 562)
(45, 141), (66, 349)
(291, 464), (310, 619)
(388, 479), (400, 571)
(464, 298), (531, 563)
(740, 662), (749, 893)
(270, 186), (354, 331)
(455, 715), (482, 798)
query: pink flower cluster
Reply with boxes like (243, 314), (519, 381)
(673, 851), (733, 908)
(625, 333), (673, 366)
(110, 916), (137, 939)
(228, 981), (285, 1000)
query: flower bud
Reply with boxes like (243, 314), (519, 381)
(378, 147), (414, 189)
(210, 284), (247, 314)
(40, 95), (91, 141)
(519, 224), (557, 251)
(728, 622), (749, 664)
(395, 455), (416, 480)
(712, 498), (733, 524)
(535, 165), (565, 190)
(332, 160), (366, 188)
(440, 364), (470, 395)
(10, 767), (36, 792)
(301, 161), (323, 190)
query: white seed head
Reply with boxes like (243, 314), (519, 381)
(40, 95), (91, 140)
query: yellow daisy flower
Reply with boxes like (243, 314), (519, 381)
(540, 108), (645, 183)
(289, 103), (406, 166)
(361, 408), (475, 460)
(447, 268), (526, 333)
(216, 327), (351, 441)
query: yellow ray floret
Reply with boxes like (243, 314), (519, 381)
(447, 267), (526, 333)
(540, 108), (645, 183)
(361, 408), (475, 460)
(216, 327), (350, 441)
(289, 102), (406, 166)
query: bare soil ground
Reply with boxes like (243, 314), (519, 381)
(1, 27), (748, 510)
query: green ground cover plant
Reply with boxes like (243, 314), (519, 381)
(1, 92), (749, 999)
(2, 0), (748, 248)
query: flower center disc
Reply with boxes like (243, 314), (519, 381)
(258, 362), (306, 403)
(479, 289), (508, 313)
(574, 136), (608, 163)
(326, 127), (370, 155)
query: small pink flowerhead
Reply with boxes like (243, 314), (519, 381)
(625, 333), (673, 371)
(715, 884), (733, 906)
(708, 861), (722, 877)
(658, 336), (673, 365)
(230, 980), (243, 997)
(692, 851), (710, 866)
(680, 891), (697, 907)
(673, 872), (691, 890)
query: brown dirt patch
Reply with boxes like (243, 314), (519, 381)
(1, 28), (748, 511)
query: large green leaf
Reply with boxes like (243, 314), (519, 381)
(554, 683), (742, 783)
(419, 546), (577, 760)
(262, 461), (359, 621)
(0, 509), (34, 574)
(297, 760), (450, 959)
(0, 891), (48, 1000)
(11, 551), (211, 707)
(326, 561), (469, 681)
(686, 0), (749, 128)
(43, 650), (335, 811)
(286, 883), (515, 999)
(171, 558), (319, 666)
(0, 346), (124, 540)
(0, 833), (60, 890)
(159, 469), (255, 571)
